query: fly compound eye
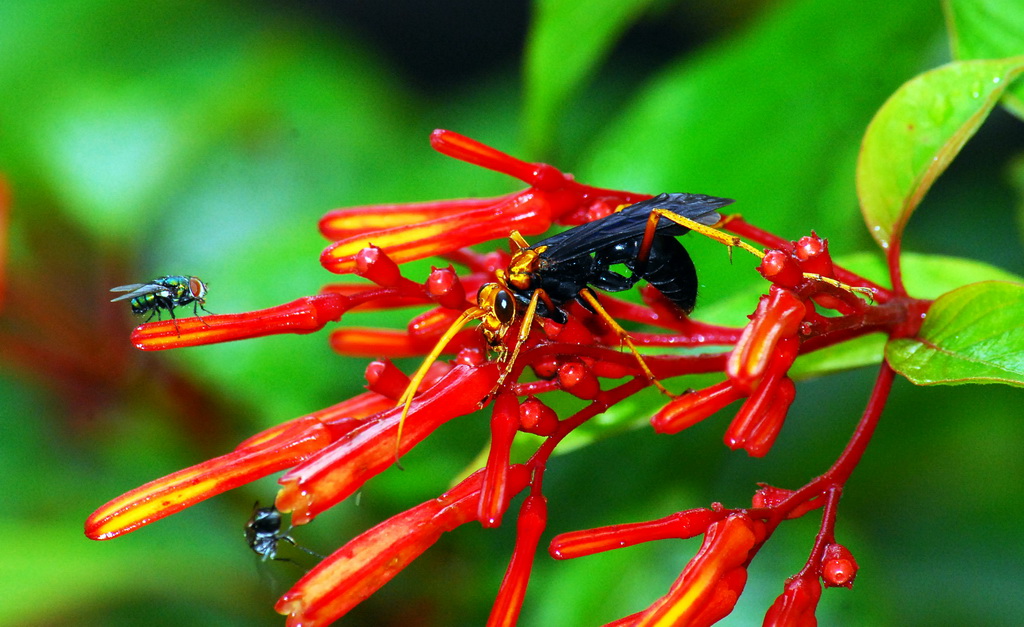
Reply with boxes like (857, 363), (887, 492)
(494, 290), (515, 325)
(189, 276), (208, 301)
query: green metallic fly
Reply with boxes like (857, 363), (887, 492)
(110, 275), (212, 325)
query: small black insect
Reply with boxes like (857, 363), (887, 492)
(395, 193), (737, 447)
(245, 503), (321, 564)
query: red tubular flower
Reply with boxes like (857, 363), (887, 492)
(276, 363), (499, 524)
(727, 286), (806, 390)
(651, 380), (746, 434)
(276, 464), (532, 627)
(85, 392), (391, 539)
(549, 508), (724, 560)
(634, 513), (761, 627)
(487, 494), (548, 627)
(479, 391), (520, 528)
(130, 293), (350, 351)
(86, 130), (924, 626)
(763, 575), (822, 627)
(319, 129), (656, 274)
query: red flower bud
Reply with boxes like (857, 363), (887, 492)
(550, 508), (723, 560)
(741, 375), (796, 458)
(794, 233), (834, 277)
(519, 397), (558, 436)
(821, 543), (859, 588)
(364, 359), (410, 400)
(531, 355), (560, 379)
(558, 360), (601, 399)
(758, 249), (804, 289)
(355, 245), (405, 287)
(426, 265), (467, 309)
(131, 293), (350, 351)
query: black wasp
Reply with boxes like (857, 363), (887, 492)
(110, 275), (212, 325)
(396, 193), (736, 441)
(245, 503), (322, 564)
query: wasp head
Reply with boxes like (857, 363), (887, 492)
(477, 282), (515, 355)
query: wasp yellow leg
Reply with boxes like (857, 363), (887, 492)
(578, 289), (674, 397)
(650, 209), (874, 301)
(648, 208), (765, 259)
(395, 307), (487, 460)
(801, 273), (876, 301)
(494, 289), (542, 390)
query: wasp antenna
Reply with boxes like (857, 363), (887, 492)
(394, 307), (488, 462)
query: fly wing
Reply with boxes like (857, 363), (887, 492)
(110, 283), (169, 302)
(533, 193), (734, 264)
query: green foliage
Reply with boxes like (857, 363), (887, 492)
(1, 0), (1022, 625)
(857, 58), (1024, 251)
(887, 281), (1024, 385)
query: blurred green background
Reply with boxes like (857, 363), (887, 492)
(2, 0), (1023, 625)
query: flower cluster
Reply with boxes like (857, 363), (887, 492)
(86, 130), (929, 625)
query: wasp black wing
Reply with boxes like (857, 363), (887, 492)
(531, 193), (733, 265)
(109, 283), (172, 303)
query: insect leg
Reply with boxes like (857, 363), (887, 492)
(647, 209), (764, 259)
(493, 288), (543, 390)
(395, 307), (488, 460)
(577, 288), (673, 397)
(650, 209), (873, 300)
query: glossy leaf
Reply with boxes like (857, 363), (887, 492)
(945, 0), (1024, 118)
(791, 252), (1024, 378)
(886, 281), (1024, 386)
(857, 58), (1024, 252)
(583, 0), (941, 244)
(524, 0), (658, 151)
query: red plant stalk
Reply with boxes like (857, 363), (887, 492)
(88, 130), (930, 626)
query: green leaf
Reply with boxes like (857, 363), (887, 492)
(581, 0), (943, 267)
(945, 0), (1024, 118)
(840, 250), (1024, 299)
(524, 0), (660, 152)
(857, 58), (1024, 252)
(886, 281), (1024, 386)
